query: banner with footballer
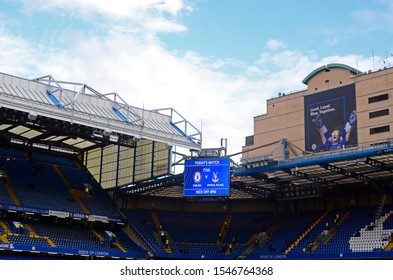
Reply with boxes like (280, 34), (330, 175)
(304, 84), (357, 152)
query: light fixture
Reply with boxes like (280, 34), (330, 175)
(109, 134), (119, 142)
(92, 130), (103, 138)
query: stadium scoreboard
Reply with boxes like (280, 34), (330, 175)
(183, 158), (230, 197)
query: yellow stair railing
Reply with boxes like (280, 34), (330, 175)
(114, 242), (127, 253)
(52, 164), (91, 215)
(0, 220), (10, 232)
(0, 234), (9, 243)
(3, 177), (21, 206)
(151, 212), (161, 230)
(46, 237), (57, 247)
(92, 230), (105, 242)
(284, 210), (330, 254)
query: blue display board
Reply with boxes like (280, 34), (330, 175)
(183, 158), (230, 197)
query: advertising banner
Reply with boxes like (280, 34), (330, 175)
(304, 84), (357, 152)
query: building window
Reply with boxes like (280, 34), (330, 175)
(368, 93), (389, 104)
(369, 109), (389, 119)
(370, 125), (390, 135)
(245, 135), (254, 146)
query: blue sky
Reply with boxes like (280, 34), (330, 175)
(161, 0), (393, 60)
(1, 0), (392, 162)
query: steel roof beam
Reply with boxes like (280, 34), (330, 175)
(283, 168), (337, 187)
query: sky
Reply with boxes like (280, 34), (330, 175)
(1, 0), (393, 164)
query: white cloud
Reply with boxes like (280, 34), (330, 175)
(0, 29), (41, 75)
(266, 39), (287, 51)
(21, 0), (189, 17)
(143, 18), (188, 33)
(19, 0), (192, 34)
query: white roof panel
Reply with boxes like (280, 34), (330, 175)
(0, 72), (202, 150)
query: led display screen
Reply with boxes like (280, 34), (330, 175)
(183, 158), (230, 197)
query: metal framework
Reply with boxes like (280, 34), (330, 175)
(0, 71), (202, 189)
(0, 72), (202, 152)
(233, 140), (393, 200)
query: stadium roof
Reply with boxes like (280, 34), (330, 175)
(116, 138), (393, 200)
(233, 141), (393, 200)
(0, 72), (201, 153)
(302, 63), (362, 85)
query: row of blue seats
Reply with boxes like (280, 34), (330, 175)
(0, 218), (143, 255)
(0, 147), (77, 168)
(0, 153), (120, 219)
(122, 205), (393, 258)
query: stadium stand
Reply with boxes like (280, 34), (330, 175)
(2, 150), (393, 260)
(1, 66), (393, 260)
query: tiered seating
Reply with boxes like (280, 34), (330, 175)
(382, 204), (393, 228)
(348, 206), (393, 252)
(171, 243), (223, 256)
(58, 166), (121, 218)
(0, 147), (144, 258)
(29, 220), (133, 253)
(31, 151), (78, 168)
(0, 181), (15, 206)
(0, 219), (51, 247)
(290, 209), (348, 255)
(1, 157), (83, 214)
(156, 210), (227, 256)
(3, 145), (393, 260)
(0, 148), (121, 219)
(224, 212), (279, 244)
(113, 231), (142, 253)
(121, 209), (162, 253)
(157, 210), (225, 243)
(122, 209), (287, 258)
(0, 146), (25, 158)
(315, 207), (374, 254)
(252, 210), (323, 256)
(0, 216), (143, 257)
(7, 235), (49, 247)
